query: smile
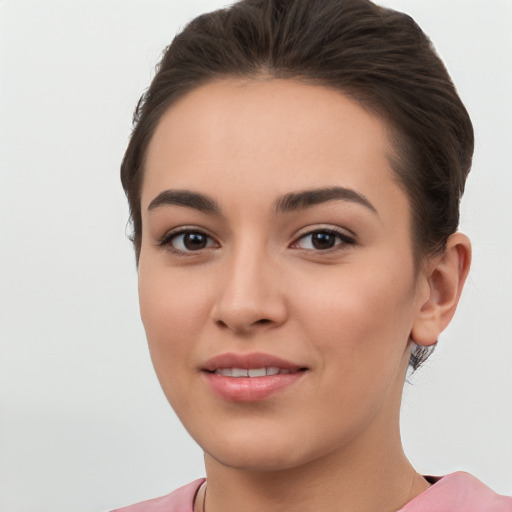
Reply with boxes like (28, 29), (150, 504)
(201, 352), (308, 401)
(213, 367), (295, 377)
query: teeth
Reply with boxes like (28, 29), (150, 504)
(214, 367), (294, 377)
(248, 368), (266, 377)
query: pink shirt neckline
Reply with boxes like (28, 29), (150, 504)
(397, 471), (512, 511)
(112, 472), (512, 512)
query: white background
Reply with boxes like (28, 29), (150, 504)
(1, 1), (511, 511)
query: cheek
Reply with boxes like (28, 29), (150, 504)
(291, 265), (417, 427)
(294, 261), (417, 368)
(137, 265), (216, 420)
(137, 263), (211, 373)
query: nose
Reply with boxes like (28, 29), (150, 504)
(211, 245), (288, 335)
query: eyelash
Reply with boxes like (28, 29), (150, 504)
(158, 227), (219, 256)
(158, 226), (355, 256)
(291, 227), (355, 252)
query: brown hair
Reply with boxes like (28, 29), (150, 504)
(120, 0), (474, 369)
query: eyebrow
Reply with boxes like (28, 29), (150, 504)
(147, 186), (378, 216)
(274, 186), (378, 215)
(148, 189), (221, 214)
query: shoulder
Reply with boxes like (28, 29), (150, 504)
(110, 478), (205, 512)
(400, 472), (512, 512)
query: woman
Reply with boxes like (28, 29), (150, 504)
(113, 0), (511, 510)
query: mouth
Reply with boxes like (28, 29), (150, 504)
(201, 352), (309, 402)
(210, 367), (303, 377)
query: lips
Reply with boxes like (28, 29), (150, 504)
(201, 352), (308, 402)
(214, 367), (292, 377)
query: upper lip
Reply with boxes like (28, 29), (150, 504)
(201, 352), (306, 372)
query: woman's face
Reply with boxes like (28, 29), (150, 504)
(138, 79), (431, 471)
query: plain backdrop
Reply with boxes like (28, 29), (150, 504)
(1, 1), (511, 511)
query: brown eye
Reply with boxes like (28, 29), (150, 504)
(311, 232), (337, 250)
(162, 230), (218, 253)
(294, 229), (354, 251)
(181, 232), (209, 250)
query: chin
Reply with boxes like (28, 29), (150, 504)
(207, 444), (307, 472)
(196, 421), (341, 473)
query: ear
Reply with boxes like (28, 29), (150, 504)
(411, 232), (472, 346)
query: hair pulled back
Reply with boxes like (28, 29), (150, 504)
(120, 0), (474, 369)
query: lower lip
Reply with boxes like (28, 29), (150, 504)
(202, 371), (306, 402)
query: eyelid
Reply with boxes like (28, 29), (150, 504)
(290, 225), (356, 251)
(157, 226), (220, 255)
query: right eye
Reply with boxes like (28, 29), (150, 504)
(160, 229), (219, 254)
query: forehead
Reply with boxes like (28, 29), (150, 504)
(142, 78), (402, 213)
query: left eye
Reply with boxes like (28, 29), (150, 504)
(164, 231), (218, 252)
(293, 230), (353, 251)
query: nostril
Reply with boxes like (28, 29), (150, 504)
(215, 318), (228, 328)
(212, 313), (280, 333)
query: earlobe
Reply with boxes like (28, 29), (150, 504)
(411, 232), (472, 346)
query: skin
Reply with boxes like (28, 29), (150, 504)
(138, 79), (471, 512)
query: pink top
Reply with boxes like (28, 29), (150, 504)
(111, 472), (512, 512)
